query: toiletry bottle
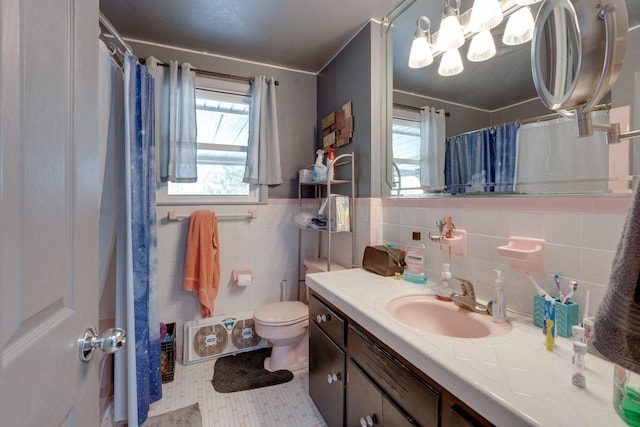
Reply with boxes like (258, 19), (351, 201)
(404, 232), (427, 284)
(492, 269), (507, 323)
(436, 263), (453, 301)
(327, 148), (335, 181)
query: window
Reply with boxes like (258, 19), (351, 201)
(391, 109), (423, 196)
(156, 77), (266, 204)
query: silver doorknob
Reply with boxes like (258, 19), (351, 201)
(78, 326), (126, 362)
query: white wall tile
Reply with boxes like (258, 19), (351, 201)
(510, 212), (543, 238)
(580, 214), (625, 250)
(543, 213), (580, 246)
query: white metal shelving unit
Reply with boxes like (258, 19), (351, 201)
(297, 152), (356, 300)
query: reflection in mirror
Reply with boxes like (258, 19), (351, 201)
(534, 3), (580, 109)
(386, 0), (639, 197)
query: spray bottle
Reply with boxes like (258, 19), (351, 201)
(313, 149), (327, 181)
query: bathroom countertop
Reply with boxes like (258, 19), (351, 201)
(306, 268), (627, 427)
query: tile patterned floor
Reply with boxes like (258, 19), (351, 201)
(146, 359), (327, 427)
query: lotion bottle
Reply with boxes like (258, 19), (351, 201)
(492, 269), (507, 323)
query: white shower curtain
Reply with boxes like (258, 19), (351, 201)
(419, 107), (446, 189)
(516, 110), (609, 193)
(98, 40), (123, 299)
(244, 75), (282, 185)
(147, 57), (198, 183)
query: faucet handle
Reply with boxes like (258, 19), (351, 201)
(454, 277), (476, 299)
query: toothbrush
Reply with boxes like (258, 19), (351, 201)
(526, 273), (550, 298)
(563, 281), (578, 304)
(554, 273), (564, 301)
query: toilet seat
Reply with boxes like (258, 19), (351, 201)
(254, 301), (308, 326)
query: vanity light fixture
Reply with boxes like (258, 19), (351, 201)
(435, 0), (465, 52)
(468, 0), (503, 32)
(409, 0), (539, 76)
(408, 16), (434, 68)
(467, 30), (497, 62)
(438, 48), (464, 76)
(502, 6), (535, 45)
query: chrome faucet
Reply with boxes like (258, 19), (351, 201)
(451, 278), (489, 315)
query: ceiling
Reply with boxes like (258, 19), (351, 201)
(100, 0), (640, 112)
(99, 0), (403, 72)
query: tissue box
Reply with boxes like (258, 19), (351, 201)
(319, 195), (350, 232)
(533, 295), (579, 338)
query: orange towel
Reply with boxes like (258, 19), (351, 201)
(183, 210), (220, 318)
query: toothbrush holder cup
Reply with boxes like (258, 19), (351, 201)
(534, 295), (579, 338)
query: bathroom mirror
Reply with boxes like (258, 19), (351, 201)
(386, 0), (637, 196)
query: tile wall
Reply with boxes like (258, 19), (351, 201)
(144, 194), (631, 359)
(380, 196), (632, 319)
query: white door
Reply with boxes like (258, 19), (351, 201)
(0, 0), (101, 425)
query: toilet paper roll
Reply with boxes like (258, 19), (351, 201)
(237, 273), (252, 287)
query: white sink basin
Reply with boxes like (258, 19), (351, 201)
(387, 295), (511, 339)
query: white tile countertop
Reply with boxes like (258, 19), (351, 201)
(306, 268), (627, 427)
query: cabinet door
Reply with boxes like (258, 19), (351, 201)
(310, 295), (345, 346)
(347, 360), (382, 427)
(383, 395), (419, 427)
(310, 321), (345, 427)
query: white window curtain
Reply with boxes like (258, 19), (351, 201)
(146, 57), (198, 183)
(244, 75), (282, 185)
(419, 107), (446, 189)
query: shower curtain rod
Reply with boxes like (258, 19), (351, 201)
(98, 12), (279, 86)
(98, 12), (133, 56)
(151, 61), (279, 86)
(449, 103), (612, 138)
(517, 103), (611, 125)
(393, 103), (451, 117)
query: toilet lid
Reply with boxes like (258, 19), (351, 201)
(253, 301), (308, 326)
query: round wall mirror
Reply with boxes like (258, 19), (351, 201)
(531, 0), (628, 112)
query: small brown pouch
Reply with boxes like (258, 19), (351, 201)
(362, 245), (405, 277)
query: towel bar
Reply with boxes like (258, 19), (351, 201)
(167, 210), (257, 221)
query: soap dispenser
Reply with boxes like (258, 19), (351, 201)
(492, 269), (507, 323)
(436, 263), (453, 301)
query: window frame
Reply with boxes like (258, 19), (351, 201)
(391, 108), (424, 196)
(155, 76), (267, 206)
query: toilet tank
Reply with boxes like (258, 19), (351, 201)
(303, 257), (346, 274)
(303, 258), (347, 302)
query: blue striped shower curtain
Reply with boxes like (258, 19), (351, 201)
(444, 123), (519, 194)
(114, 54), (162, 427)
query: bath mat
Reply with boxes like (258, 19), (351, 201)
(211, 347), (293, 393)
(142, 403), (202, 427)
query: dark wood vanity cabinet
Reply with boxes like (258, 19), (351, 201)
(309, 295), (346, 427)
(347, 359), (417, 427)
(308, 291), (492, 427)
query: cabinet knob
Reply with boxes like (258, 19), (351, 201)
(316, 313), (331, 323)
(359, 414), (376, 427)
(326, 372), (341, 384)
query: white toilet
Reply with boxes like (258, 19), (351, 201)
(253, 258), (346, 372)
(253, 300), (309, 371)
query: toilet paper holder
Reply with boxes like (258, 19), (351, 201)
(232, 269), (252, 284)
